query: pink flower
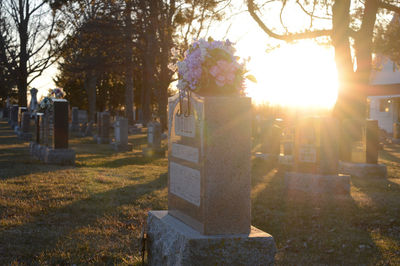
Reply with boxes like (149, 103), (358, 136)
(209, 65), (219, 77)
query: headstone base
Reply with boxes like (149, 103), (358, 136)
(339, 161), (387, 178)
(284, 172), (350, 194)
(17, 131), (32, 141)
(142, 147), (165, 158)
(29, 143), (49, 162)
(112, 142), (132, 152)
(146, 211), (276, 266)
(44, 147), (75, 165)
(97, 137), (110, 144)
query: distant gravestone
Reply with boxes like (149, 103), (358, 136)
(29, 88), (38, 113)
(97, 112), (110, 144)
(16, 107), (28, 131)
(147, 94), (276, 265)
(142, 121), (164, 157)
(112, 117), (132, 151)
(339, 119), (387, 178)
(285, 117), (350, 194)
(17, 112), (32, 140)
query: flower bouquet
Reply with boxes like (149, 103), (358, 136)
(37, 96), (53, 114)
(171, 38), (255, 97)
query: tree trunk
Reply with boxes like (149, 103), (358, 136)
(124, 0), (134, 125)
(331, 0), (357, 121)
(354, 0), (378, 115)
(17, 0), (28, 107)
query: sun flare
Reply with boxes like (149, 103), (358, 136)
(237, 40), (338, 108)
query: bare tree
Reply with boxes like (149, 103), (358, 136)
(1, 0), (59, 106)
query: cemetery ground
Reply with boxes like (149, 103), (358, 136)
(0, 120), (399, 265)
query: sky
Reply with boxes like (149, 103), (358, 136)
(31, 1), (339, 108)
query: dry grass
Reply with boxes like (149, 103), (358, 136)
(0, 120), (399, 265)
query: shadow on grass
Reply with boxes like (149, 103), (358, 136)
(251, 166), (385, 265)
(0, 172), (168, 264)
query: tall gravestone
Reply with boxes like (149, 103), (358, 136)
(285, 117), (350, 194)
(42, 99), (75, 165)
(146, 93), (276, 265)
(17, 112), (32, 140)
(112, 117), (132, 151)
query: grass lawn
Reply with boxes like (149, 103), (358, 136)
(0, 119), (399, 265)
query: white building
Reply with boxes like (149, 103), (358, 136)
(368, 58), (400, 134)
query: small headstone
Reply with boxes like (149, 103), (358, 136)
(112, 117), (132, 151)
(143, 121), (164, 157)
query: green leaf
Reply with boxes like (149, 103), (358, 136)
(245, 74), (257, 83)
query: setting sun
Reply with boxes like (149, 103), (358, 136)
(238, 40), (338, 108)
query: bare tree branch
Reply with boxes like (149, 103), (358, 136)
(247, 0), (332, 41)
(378, 1), (400, 13)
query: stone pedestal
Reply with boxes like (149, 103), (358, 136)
(284, 172), (350, 194)
(147, 211), (276, 266)
(339, 161), (387, 178)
